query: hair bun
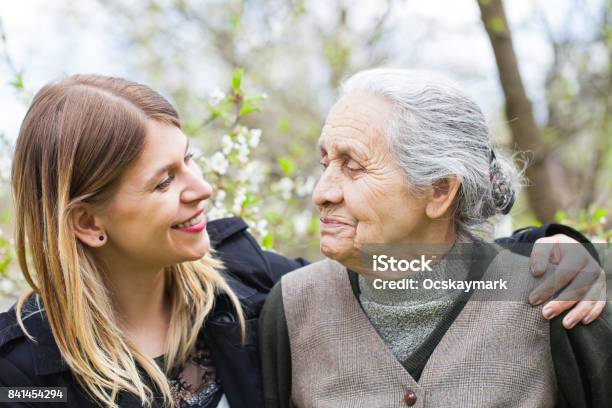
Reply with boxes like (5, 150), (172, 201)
(490, 150), (515, 215)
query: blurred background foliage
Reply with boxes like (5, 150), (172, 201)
(0, 0), (610, 304)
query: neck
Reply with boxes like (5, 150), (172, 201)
(96, 253), (171, 357)
(344, 222), (458, 279)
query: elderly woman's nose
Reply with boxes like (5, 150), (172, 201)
(312, 171), (343, 206)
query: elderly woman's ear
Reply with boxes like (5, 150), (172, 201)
(425, 177), (462, 220)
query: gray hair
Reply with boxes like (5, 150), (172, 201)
(341, 68), (521, 235)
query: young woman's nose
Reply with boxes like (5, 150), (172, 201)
(181, 165), (213, 203)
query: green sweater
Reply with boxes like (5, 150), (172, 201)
(358, 243), (471, 369)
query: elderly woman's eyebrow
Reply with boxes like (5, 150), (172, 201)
(330, 140), (368, 162)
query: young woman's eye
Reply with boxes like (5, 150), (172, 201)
(156, 173), (175, 190)
(185, 151), (195, 163)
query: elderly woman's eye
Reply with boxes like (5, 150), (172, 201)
(320, 159), (329, 169)
(344, 160), (364, 173)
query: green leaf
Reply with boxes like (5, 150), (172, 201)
(277, 117), (290, 134)
(488, 17), (505, 33)
(232, 67), (244, 92)
(239, 101), (261, 116)
(554, 210), (568, 223)
(592, 208), (607, 223)
(0, 256), (11, 273)
(277, 157), (295, 176)
(262, 234), (274, 250)
(230, 11), (241, 32)
(9, 72), (24, 91)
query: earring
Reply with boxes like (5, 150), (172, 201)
(99, 235), (105, 241)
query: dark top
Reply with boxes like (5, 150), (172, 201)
(259, 239), (612, 408)
(158, 334), (223, 407)
(0, 219), (601, 407)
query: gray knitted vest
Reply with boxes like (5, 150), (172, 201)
(281, 251), (557, 408)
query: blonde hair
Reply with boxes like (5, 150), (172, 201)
(11, 75), (245, 407)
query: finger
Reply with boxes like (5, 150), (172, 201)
(531, 258), (602, 307)
(541, 267), (606, 324)
(529, 238), (556, 277)
(560, 300), (598, 329)
(579, 271), (607, 324)
(582, 301), (607, 325)
(542, 245), (592, 295)
(552, 262), (602, 302)
(550, 242), (562, 265)
(542, 300), (575, 320)
(529, 264), (577, 305)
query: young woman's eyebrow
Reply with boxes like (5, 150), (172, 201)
(145, 138), (190, 185)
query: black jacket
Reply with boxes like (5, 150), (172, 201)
(0, 218), (597, 407)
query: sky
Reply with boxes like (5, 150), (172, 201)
(0, 0), (604, 142)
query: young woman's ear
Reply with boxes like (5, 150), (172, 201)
(425, 176), (461, 220)
(70, 206), (107, 247)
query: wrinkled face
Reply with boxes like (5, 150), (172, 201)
(98, 120), (212, 268)
(313, 93), (431, 264)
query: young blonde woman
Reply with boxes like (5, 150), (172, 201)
(0, 74), (604, 408)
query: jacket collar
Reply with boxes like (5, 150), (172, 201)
(12, 295), (68, 376)
(206, 217), (248, 247)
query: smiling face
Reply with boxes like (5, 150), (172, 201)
(94, 119), (212, 269)
(313, 92), (434, 265)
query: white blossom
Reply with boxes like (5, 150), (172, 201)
(236, 133), (247, 147)
(0, 155), (11, 182)
(249, 129), (262, 148)
(256, 219), (269, 237)
(209, 152), (229, 175)
(296, 175), (316, 197)
(240, 160), (265, 187)
(209, 87), (226, 106)
(233, 188), (247, 213)
(221, 134), (234, 155)
(237, 144), (250, 163)
(293, 211), (311, 237)
(236, 126), (249, 138)
(207, 206), (227, 221)
(277, 177), (294, 200)
(214, 189), (227, 205)
(0, 278), (14, 293)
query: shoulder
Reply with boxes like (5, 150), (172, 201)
(281, 258), (343, 285)
(479, 239), (530, 277)
(489, 245), (530, 271)
(0, 300), (43, 386)
(207, 217), (308, 296)
(262, 259), (343, 323)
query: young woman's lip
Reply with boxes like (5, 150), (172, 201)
(173, 216), (207, 233)
(173, 209), (204, 226)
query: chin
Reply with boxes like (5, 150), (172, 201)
(320, 238), (351, 262)
(183, 238), (210, 261)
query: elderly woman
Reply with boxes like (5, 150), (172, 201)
(259, 69), (611, 408)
